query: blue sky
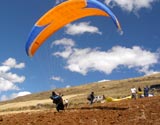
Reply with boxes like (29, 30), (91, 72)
(0, 0), (160, 101)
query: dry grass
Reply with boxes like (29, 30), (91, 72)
(0, 73), (160, 113)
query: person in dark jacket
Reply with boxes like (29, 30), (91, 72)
(50, 91), (64, 112)
(87, 92), (95, 104)
(144, 85), (150, 97)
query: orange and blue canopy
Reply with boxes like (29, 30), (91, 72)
(26, 0), (121, 57)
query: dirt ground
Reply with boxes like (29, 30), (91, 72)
(0, 96), (160, 125)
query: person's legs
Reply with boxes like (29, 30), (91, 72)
(57, 103), (64, 111)
(56, 104), (59, 112)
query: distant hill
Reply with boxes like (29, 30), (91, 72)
(0, 73), (160, 107)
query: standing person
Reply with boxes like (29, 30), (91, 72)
(144, 85), (150, 97)
(50, 91), (64, 112)
(137, 86), (143, 98)
(87, 92), (95, 104)
(131, 86), (137, 99)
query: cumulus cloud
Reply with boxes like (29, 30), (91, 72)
(66, 85), (71, 88)
(0, 91), (31, 101)
(0, 66), (10, 73)
(3, 58), (25, 69)
(98, 79), (110, 83)
(105, 0), (159, 12)
(0, 58), (25, 92)
(53, 39), (159, 75)
(138, 66), (159, 75)
(0, 77), (19, 91)
(54, 47), (73, 59)
(51, 76), (64, 82)
(52, 38), (75, 58)
(12, 91), (31, 98)
(1, 72), (25, 83)
(65, 22), (102, 35)
(51, 38), (75, 48)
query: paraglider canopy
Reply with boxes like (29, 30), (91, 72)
(26, 0), (122, 57)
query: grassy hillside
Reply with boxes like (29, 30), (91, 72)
(0, 73), (160, 106)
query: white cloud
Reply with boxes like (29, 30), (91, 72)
(2, 58), (25, 69)
(0, 66), (10, 73)
(105, 0), (159, 12)
(98, 79), (110, 83)
(53, 42), (159, 75)
(0, 77), (19, 91)
(54, 47), (73, 59)
(66, 85), (71, 88)
(12, 91), (31, 98)
(65, 22), (102, 35)
(51, 38), (75, 58)
(1, 72), (25, 83)
(51, 76), (63, 82)
(0, 91), (31, 101)
(0, 58), (25, 92)
(51, 38), (75, 48)
(138, 66), (159, 75)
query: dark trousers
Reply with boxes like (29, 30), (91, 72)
(56, 103), (64, 112)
